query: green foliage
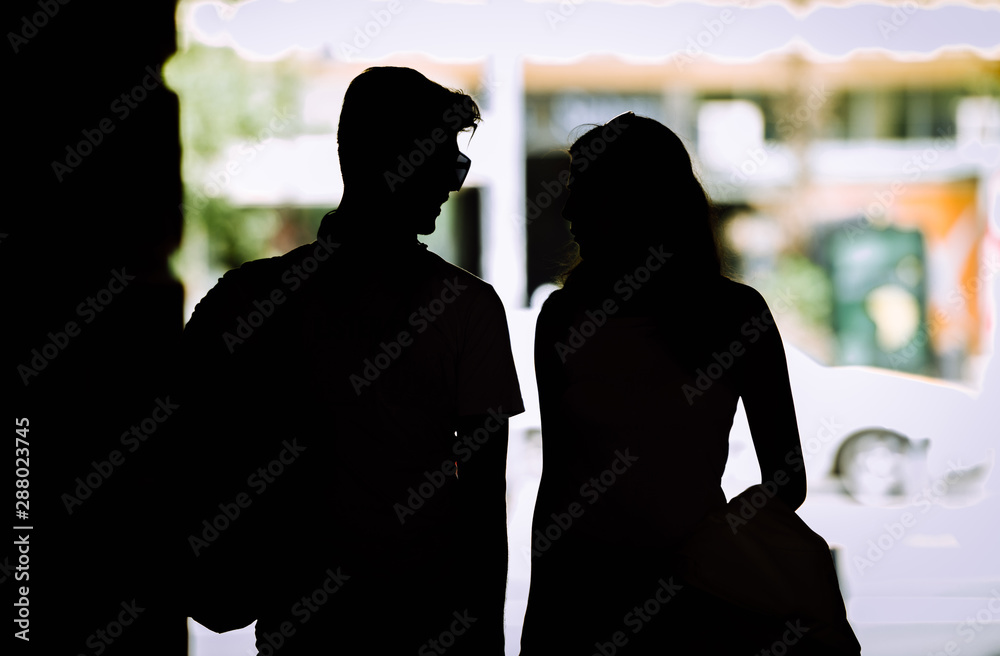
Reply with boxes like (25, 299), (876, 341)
(165, 43), (302, 169)
(759, 253), (833, 331)
(183, 196), (282, 270)
(164, 43), (304, 270)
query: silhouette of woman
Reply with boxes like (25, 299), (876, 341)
(519, 112), (812, 654)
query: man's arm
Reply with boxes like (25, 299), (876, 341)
(455, 413), (509, 656)
(450, 281), (523, 654)
(170, 269), (266, 632)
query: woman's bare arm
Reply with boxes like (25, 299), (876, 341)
(737, 286), (807, 510)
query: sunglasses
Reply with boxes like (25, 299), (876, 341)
(455, 152), (471, 191)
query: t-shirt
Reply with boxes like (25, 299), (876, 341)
(175, 233), (523, 651)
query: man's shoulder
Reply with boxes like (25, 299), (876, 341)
(418, 248), (498, 298)
(213, 240), (333, 294)
(188, 244), (321, 323)
(201, 255), (278, 305)
(235, 241), (332, 283)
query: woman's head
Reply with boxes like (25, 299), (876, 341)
(561, 112), (721, 280)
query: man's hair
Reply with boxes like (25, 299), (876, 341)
(337, 67), (481, 187)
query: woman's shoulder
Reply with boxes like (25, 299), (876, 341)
(536, 287), (571, 328)
(685, 277), (772, 340)
(715, 276), (768, 310)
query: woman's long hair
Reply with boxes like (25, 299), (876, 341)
(559, 112), (723, 292)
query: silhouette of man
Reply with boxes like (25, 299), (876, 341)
(173, 67), (523, 655)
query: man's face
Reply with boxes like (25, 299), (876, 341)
(391, 130), (465, 235)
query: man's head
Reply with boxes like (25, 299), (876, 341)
(337, 67), (481, 234)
